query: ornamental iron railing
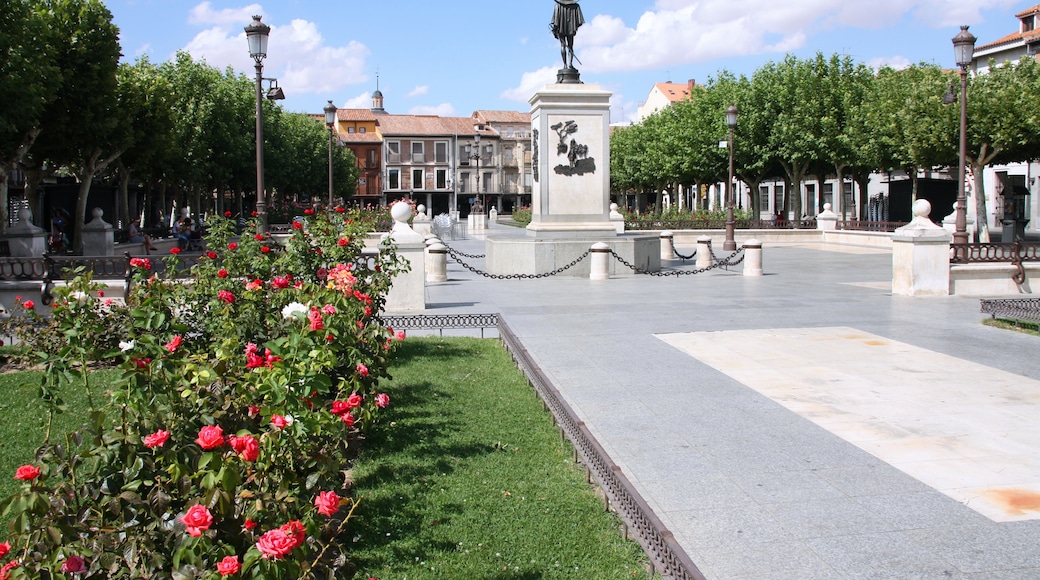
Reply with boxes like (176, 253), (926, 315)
(980, 298), (1040, 322)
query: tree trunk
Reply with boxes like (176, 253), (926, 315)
(0, 129), (42, 235)
(972, 161), (990, 243)
(72, 149), (123, 253)
(23, 165), (44, 227)
(118, 162), (131, 229)
(834, 164), (846, 221)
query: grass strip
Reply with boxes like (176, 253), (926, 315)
(983, 318), (1040, 336)
(349, 337), (655, 579)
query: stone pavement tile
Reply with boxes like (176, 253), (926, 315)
(856, 491), (991, 530)
(726, 469), (849, 505)
(814, 464), (934, 497)
(961, 570), (1040, 579)
(805, 531), (964, 579)
(765, 496), (901, 538)
(636, 472), (756, 513)
(669, 505), (798, 549)
(692, 539), (840, 580)
(903, 523), (1040, 574)
(619, 449), (718, 482)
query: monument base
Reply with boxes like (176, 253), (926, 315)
(557, 67), (581, 84)
(485, 234), (660, 277)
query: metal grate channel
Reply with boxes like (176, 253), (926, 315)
(498, 318), (706, 580)
(378, 313), (499, 338)
(980, 298), (1040, 322)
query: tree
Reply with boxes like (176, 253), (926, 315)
(266, 110), (357, 205)
(966, 57), (1040, 242)
(0, 0), (60, 233)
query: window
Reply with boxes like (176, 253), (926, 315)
(412, 169), (424, 190)
(459, 172), (469, 193)
(411, 142), (424, 163)
(347, 127), (355, 134)
(482, 172), (492, 193)
(387, 142), (400, 163)
(435, 142), (448, 163)
(388, 169), (400, 190)
(367, 150), (376, 165)
(436, 169), (448, 189)
(773, 184), (784, 214)
(805, 183), (816, 216)
(760, 186), (770, 212)
(359, 127), (366, 133)
(1024, 15), (1035, 32)
(460, 145), (472, 165)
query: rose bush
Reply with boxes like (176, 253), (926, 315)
(0, 211), (406, 578)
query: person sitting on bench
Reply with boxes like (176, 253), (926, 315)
(128, 219), (158, 254)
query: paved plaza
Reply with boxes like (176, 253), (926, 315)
(421, 222), (1040, 579)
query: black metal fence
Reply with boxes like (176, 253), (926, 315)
(980, 298), (1040, 322)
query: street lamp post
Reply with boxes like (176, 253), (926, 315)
(952, 25), (976, 246)
(245, 15), (271, 233)
(324, 100), (337, 208)
(470, 134), (482, 209)
(723, 104), (739, 251)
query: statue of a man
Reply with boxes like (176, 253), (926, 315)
(551, 0), (584, 70)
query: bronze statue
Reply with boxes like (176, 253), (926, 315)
(551, 0), (584, 70)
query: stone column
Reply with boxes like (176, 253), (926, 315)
(4, 207), (48, 257)
(660, 231), (674, 261)
(743, 239), (763, 277)
(427, 243), (448, 283)
(589, 242), (610, 280)
(383, 201), (427, 311)
(82, 208), (115, 256)
(696, 236), (712, 270)
(892, 200), (951, 296)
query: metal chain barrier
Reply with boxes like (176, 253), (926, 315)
(672, 246), (696, 261)
(444, 245), (590, 279)
(444, 245), (486, 259)
(610, 247), (745, 277)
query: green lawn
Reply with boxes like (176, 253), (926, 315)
(349, 337), (654, 579)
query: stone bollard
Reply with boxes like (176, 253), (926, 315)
(589, 242), (610, 280)
(5, 206), (48, 257)
(816, 203), (838, 231)
(743, 239), (763, 276)
(660, 231), (674, 261)
(384, 201), (427, 311)
(696, 236), (713, 270)
(609, 202), (625, 233)
(489, 207), (498, 223)
(82, 207), (115, 256)
(427, 243), (448, 282)
(892, 200), (951, 296)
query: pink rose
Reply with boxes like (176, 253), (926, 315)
(130, 257), (151, 270)
(331, 401), (350, 416)
(322, 304), (337, 315)
(356, 363), (369, 377)
(346, 392), (362, 409)
(308, 308), (324, 332)
(195, 425), (224, 450)
(180, 504), (213, 536)
(143, 429), (170, 448)
(230, 434), (260, 462)
(314, 490), (340, 517)
(165, 335), (183, 353)
(14, 464), (40, 481)
(282, 520), (306, 547)
(270, 415), (288, 430)
(245, 279), (262, 291)
(22, 300), (34, 310)
(1, 561), (21, 579)
(375, 393), (390, 408)
(61, 555), (87, 574)
(248, 405), (260, 417)
(340, 412), (356, 427)
(216, 555), (241, 576)
(0, 542), (9, 558)
(218, 290), (235, 304)
(256, 529), (296, 560)
(272, 276), (290, 289)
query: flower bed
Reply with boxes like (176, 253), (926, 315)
(0, 210), (406, 578)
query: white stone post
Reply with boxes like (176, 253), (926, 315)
(81, 208), (115, 256)
(660, 231), (674, 261)
(743, 239), (763, 276)
(696, 236), (713, 270)
(383, 201), (427, 311)
(427, 242), (448, 283)
(5, 207), (48, 257)
(816, 203), (838, 231)
(589, 242), (610, 280)
(892, 200), (951, 296)
(412, 204), (433, 236)
(489, 207), (498, 223)
(609, 202), (625, 233)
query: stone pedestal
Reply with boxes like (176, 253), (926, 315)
(696, 236), (712, 270)
(82, 208), (114, 256)
(526, 83), (615, 238)
(609, 202), (625, 233)
(660, 231), (674, 261)
(4, 207), (48, 257)
(743, 239), (763, 277)
(383, 201), (426, 312)
(816, 203), (838, 231)
(412, 204), (433, 236)
(892, 200), (951, 296)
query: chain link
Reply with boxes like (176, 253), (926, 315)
(672, 246), (696, 261)
(610, 248), (745, 277)
(443, 245), (486, 259)
(445, 245), (590, 279)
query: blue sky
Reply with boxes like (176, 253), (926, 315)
(109, 0), (1029, 123)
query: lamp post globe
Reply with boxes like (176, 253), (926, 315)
(723, 104), (739, 251)
(952, 25), (976, 246)
(324, 100), (337, 208)
(246, 15), (271, 233)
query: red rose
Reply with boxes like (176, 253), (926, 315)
(340, 412), (355, 427)
(228, 242), (238, 251)
(248, 405), (260, 417)
(244, 518), (257, 530)
(0, 542), (10, 559)
(256, 529), (296, 560)
(217, 555), (240, 576)
(207, 251), (218, 260)
(180, 504), (213, 537)
(292, 221), (303, 230)
(22, 300), (34, 310)
(270, 415), (289, 429)
(331, 401), (349, 416)
(337, 238), (348, 247)
(335, 206), (345, 213)
(272, 276), (289, 289)
(130, 257), (152, 270)
(314, 490), (340, 517)
(14, 464), (41, 481)
(254, 234), (264, 241)
(195, 425), (224, 450)
(356, 363), (369, 377)
(1, 561), (21, 579)
(224, 211), (233, 217)
(251, 211), (258, 216)
(304, 208), (314, 215)
(218, 290), (235, 304)
(281, 520), (306, 547)
(230, 434), (260, 462)
(170, 247), (181, 255)
(261, 245), (271, 254)
(217, 269), (229, 278)
(61, 555), (87, 574)
(165, 335), (183, 353)
(375, 393), (390, 408)
(346, 392), (362, 409)
(143, 429), (170, 448)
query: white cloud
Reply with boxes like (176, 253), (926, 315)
(189, 2), (262, 26)
(408, 103), (456, 116)
(867, 55), (913, 70)
(407, 85), (429, 97)
(342, 92), (371, 109)
(181, 11), (369, 101)
(501, 66), (557, 102)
